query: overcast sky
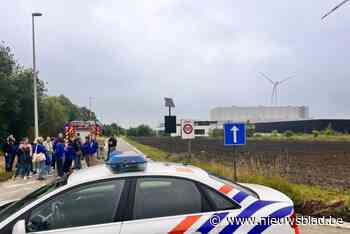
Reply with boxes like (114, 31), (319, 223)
(2, 1), (350, 127)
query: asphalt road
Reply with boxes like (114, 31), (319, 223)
(1, 138), (349, 233)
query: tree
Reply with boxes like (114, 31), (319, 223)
(103, 123), (126, 136)
(40, 96), (69, 137)
(246, 120), (256, 137)
(126, 125), (154, 137)
(0, 42), (97, 141)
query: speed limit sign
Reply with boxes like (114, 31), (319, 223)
(181, 119), (195, 139)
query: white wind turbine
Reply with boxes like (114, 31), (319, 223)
(259, 72), (294, 106)
(322, 0), (350, 20)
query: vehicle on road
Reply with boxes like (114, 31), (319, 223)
(0, 152), (299, 234)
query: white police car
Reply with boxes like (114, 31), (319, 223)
(0, 152), (299, 234)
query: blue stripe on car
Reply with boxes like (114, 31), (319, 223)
(247, 206), (293, 234)
(197, 212), (229, 234)
(219, 200), (276, 234)
(232, 191), (249, 204)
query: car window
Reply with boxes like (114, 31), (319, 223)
(26, 179), (125, 232)
(0, 177), (67, 224)
(209, 174), (258, 199)
(201, 185), (240, 210)
(132, 177), (204, 220)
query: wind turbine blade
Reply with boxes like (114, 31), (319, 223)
(259, 72), (275, 84)
(271, 85), (276, 105)
(279, 76), (294, 84)
(322, 0), (350, 20)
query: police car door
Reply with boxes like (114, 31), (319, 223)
(120, 176), (241, 234)
(24, 179), (125, 234)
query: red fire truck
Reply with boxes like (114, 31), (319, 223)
(64, 121), (102, 139)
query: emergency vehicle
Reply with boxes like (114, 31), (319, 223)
(64, 121), (102, 139)
(0, 152), (299, 234)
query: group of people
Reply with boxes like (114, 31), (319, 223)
(2, 133), (100, 180)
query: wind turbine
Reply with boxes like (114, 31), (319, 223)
(322, 0), (350, 20)
(259, 73), (294, 106)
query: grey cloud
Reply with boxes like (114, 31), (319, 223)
(1, 0), (350, 127)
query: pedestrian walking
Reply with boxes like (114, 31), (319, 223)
(13, 138), (32, 180)
(82, 136), (92, 167)
(55, 137), (65, 177)
(90, 135), (99, 165)
(32, 137), (48, 180)
(63, 139), (75, 173)
(52, 133), (64, 170)
(3, 135), (17, 172)
(43, 137), (53, 174)
(73, 135), (82, 170)
(106, 135), (117, 161)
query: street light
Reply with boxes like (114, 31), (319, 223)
(32, 12), (42, 138)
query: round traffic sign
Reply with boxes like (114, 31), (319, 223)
(183, 123), (193, 134)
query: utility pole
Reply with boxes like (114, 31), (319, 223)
(88, 96), (95, 120)
(32, 12), (42, 139)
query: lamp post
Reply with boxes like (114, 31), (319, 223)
(32, 12), (42, 139)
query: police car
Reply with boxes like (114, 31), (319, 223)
(0, 151), (299, 234)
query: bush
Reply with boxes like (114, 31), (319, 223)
(254, 133), (262, 138)
(246, 120), (255, 137)
(323, 123), (335, 136)
(284, 130), (294, 138)
(209, 128), (224, 138)
(312, 130), (320, 138)
(271, 130), (279, 137)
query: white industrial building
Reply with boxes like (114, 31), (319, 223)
(157, 121), (218, 137)
(210, 106), (309, 123)
(157, 106), (309, 137)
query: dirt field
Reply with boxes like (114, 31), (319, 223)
(132, 137), (350, 189)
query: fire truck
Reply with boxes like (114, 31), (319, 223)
(64, 121), (102, 140)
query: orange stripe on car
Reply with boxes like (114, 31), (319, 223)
(219, 184), (233, 195)
(168, 215), (202, 234)
(175, 167), (194, 173)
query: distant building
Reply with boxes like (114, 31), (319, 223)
(157, 120), (218, 137)
(210, 106), (309, 123)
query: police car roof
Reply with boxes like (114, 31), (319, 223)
(67, 160), (210, 185)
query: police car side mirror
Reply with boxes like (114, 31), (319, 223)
(12, 220), (26, 234)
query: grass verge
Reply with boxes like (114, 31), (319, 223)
(126, 137), (350, 221)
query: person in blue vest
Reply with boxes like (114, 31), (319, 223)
(32, 137), (48, 180)
(63, 139), (75, 173)
(52, 133), (64, 170)
(82, 136), (92, 167)
(90, 135), (99, 164)
(55, 137), (65, 177)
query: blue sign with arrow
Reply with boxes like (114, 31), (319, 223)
(224, 123), (246, 146)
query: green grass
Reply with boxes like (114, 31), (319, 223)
(126, 137), (350, 221)
(211, 132), (350, 142)
(250, 133), (350, 142)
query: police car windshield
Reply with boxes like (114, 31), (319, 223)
(209, 174), (259, 199)
(0, 177), (67, 223)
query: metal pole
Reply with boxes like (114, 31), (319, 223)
(188, 139), (192, 162)
(32, 15), (39, 138)
(233, 146), (238, 181)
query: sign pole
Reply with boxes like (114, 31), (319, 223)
(188, 139), (192, 162)
(233, 146), (238, 181)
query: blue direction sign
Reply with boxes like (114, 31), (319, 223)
(224, 123), (246, 146)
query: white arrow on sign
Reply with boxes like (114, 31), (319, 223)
(231, 126), (239, 143)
